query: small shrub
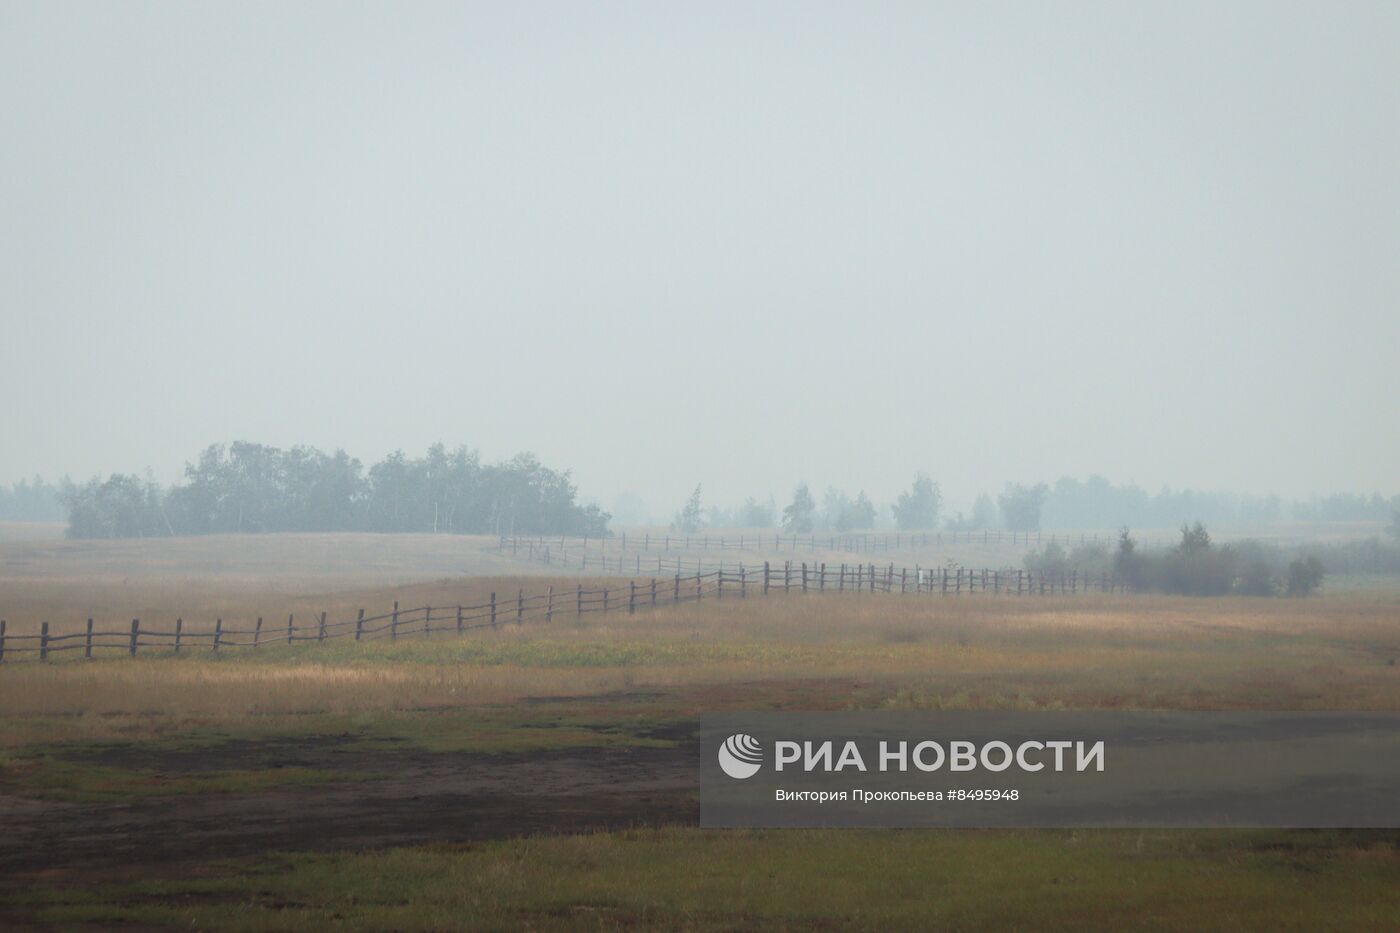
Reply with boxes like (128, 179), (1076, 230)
(1286, 556), (1325, 596)
(1235, 560), (1278, 597)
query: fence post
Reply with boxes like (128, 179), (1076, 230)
(717, 572), (723, 600)
(901, 568), (907, 594)
(174, 617), (184, 654)
(802, 563), (809, 593)
(489, 593), (497, 629)
(784, 562), (791, 594)
(213, 618), (222, 652)
(763, 561), (770, 595)
(319, 611), (328, 643)
(130, 619), (140, 656)
(651, 578), (657, 607)
(546, 588), (554, 623)
(673, 574), (680, 604)
(0, 619), (6, 663)
(577, 584), (583, 617)
(356, 609), (365, 641)
(424, 606), (432, 638)
(941, 568), (948, 596)
(839, 564), (845, 592)
(254, 616), (263, 647)
(629, 581), (637, 614)
(696, 571), (702, 601)
(41, 622), (50, 662)
(86, 618), (95, 659)
(287, 613), (295, 644)
(603, 588), (609, 614)
(392, 601), (402, 640)
(517, 590), (524, 625)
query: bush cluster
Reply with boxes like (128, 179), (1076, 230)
(62, 442), (609, 539)
(1110, 524), (1324, 597)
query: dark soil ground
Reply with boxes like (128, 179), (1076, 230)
(0, 735), (699, 881)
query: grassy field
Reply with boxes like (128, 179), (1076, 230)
(0, 533), (566, 638)
(15, 828), (1400, 931)
(3, 534), (1400, 929)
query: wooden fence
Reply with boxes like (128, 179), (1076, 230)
(0, 560), (1125, 664)
(498, 529), (1109, 562)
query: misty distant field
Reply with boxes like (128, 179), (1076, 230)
(3, 532), (1400, 928)
(0, 529), (1089, 638)
(0, 521), (64, 543)
(2, 523), (1391, 639)
(0, 533), (560, 637)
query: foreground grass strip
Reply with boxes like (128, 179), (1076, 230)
(15, 828), (1400, 931)
(0, 754), (371, 802)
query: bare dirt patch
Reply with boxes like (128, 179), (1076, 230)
(0, 734), (699, 881)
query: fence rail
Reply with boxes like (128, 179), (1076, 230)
(497, 529), (1109, 563)
(0, 562), (1126, 663)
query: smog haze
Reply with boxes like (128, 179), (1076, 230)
(3, 1), (1397, 515)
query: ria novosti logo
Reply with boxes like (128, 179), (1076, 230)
(716, 734), (1106, 779)
(718, 733), (763, 779)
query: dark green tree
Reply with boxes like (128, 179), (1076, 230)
(892, 474), (941, 530)
(675, 484), (704, 534)
(999, 483), (1050, 532)
(783, 483), (816, 533)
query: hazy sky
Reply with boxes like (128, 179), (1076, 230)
(3, 1), (1397, 515)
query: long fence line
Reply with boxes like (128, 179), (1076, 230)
(0, 561), (1125, 664)
(501, 539), (1090, 579)
(498, 529), (1109, 560)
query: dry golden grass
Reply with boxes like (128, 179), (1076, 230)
(0, 533), (582, 638)
(3, 590), (1398, 747)
(0, 522), (64, 543)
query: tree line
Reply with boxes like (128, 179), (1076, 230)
(671, 476), (1400, 534)
(0, 477), (66, 522)
(58, 442), (609, 539)
(681, 477), (1059, 534)
(7, 459), (1399, 540)
(1023, 523), (1338, 596)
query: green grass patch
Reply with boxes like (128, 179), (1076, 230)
(0, 702), (690, 784)
(13, 827), (1400, 930)
(335, 706), (686, 754)
(0, 753), (365, 802)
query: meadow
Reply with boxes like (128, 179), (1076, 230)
(2, 533), (1399, 929)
